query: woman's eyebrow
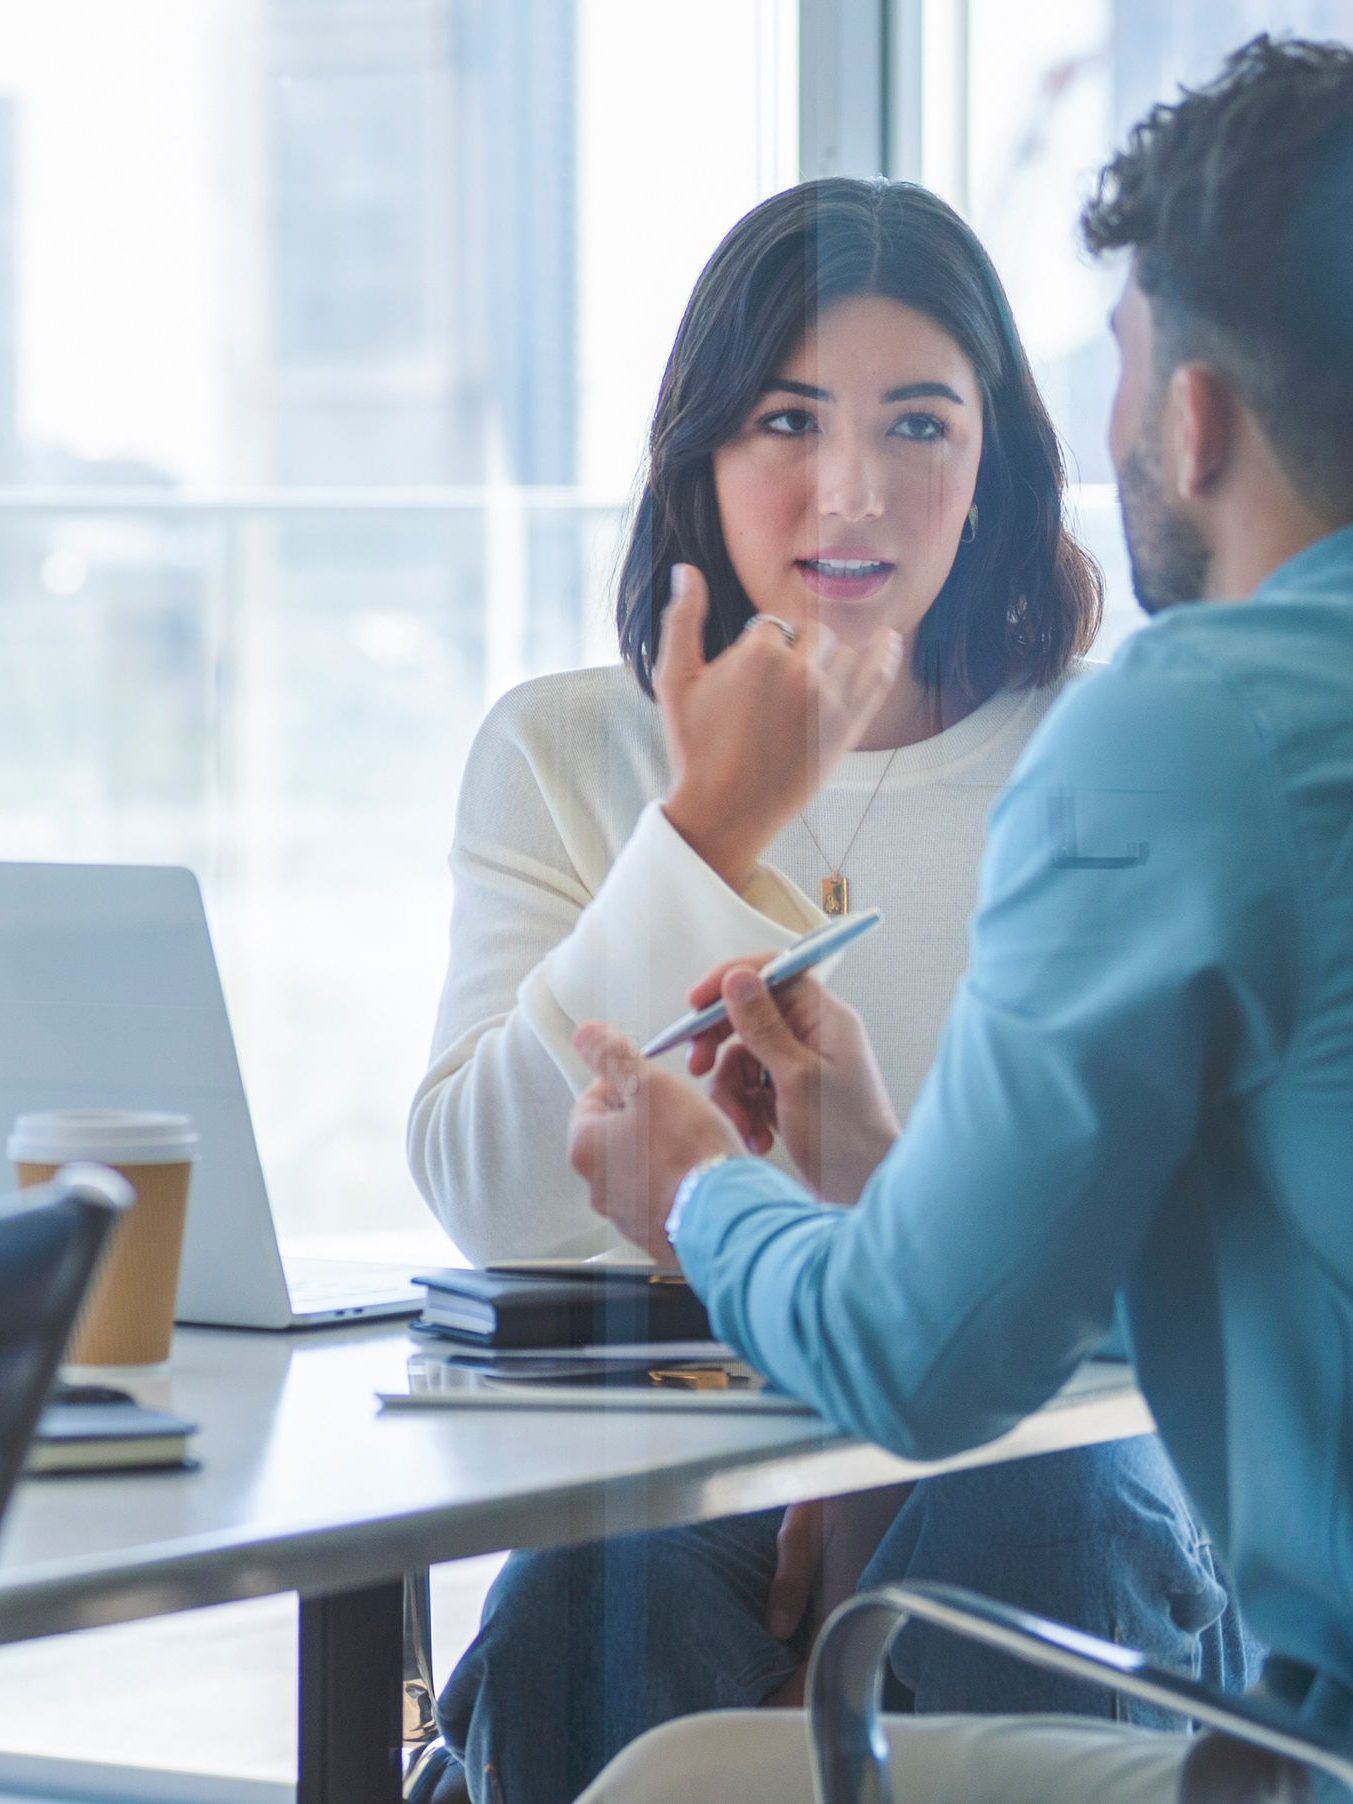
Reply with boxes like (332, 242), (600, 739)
(883, 381), (965, 404)
(759, 377), (965, 404)
(760, 377), (829, 400)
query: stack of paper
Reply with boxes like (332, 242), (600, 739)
(382, 1352), (815, 1414)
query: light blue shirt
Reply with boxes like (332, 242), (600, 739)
(677, 526), (1353, 1737)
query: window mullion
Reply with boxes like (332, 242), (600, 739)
(798, 0), (888, 178)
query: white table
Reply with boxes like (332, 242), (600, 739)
(0, 1323), (1150, 1803)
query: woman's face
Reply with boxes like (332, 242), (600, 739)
(713, 294), (984, 645)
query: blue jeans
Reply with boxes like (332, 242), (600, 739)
(435, 1438), (1259, 1804)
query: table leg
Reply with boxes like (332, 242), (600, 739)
(299, 1580), (404, 1804)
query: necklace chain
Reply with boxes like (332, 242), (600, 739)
(799, 747), (901, 913)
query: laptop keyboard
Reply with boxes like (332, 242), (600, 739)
(285, 1257), (423, 1314)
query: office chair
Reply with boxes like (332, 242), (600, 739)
(0, 1166), (131, 1521)
(809, 1581), (1353, 1804)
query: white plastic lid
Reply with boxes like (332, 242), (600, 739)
(7, 1110), (199, 1166)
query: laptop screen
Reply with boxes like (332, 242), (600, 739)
(0, 863), (291, 1329)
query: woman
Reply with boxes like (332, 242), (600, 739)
(408, 178), (1251, 1804)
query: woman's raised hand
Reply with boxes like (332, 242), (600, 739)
(656, 565), (902, 893)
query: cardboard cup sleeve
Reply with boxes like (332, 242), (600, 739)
(16, 1160), (192, 1365)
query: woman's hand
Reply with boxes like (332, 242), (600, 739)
(656, 565), (902, 893)
(688, 960), (900, 1204)
(566, 1023), (743, 1259)
(765, 1484), (916, 1649)
(764, 1500), (826, 1644)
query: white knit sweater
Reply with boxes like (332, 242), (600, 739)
(408, 661), (1080, 1263)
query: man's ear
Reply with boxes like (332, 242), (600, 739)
(1165, 362), (1235, 501)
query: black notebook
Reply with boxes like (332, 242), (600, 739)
(27, 1390), (198, 1475)
(413, 1266), (711, 1349)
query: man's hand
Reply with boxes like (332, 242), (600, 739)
(687, 963), (900, 1204)
(567, 1022), (743, 1259)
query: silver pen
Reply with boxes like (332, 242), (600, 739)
(640, 908), (882, 1058)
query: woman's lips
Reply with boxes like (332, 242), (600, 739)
(795, 557), (896, 602)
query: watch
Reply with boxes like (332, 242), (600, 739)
(664, 1154), (732, 1250)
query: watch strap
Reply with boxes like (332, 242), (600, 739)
(665, 1153), (732, 1250)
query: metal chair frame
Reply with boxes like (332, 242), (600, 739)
(808, 1580), (1353, 1804)
(402, 1545), (1353, 1799)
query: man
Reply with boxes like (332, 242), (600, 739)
(567, 34), (1353, 1803)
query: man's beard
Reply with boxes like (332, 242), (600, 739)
(1117, 434), (1211, 615)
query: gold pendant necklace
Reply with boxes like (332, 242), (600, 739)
(800, 748), (901, 916)
(821, 872), (849, 917)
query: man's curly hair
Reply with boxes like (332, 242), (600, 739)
(1082, 34), (1353, 519)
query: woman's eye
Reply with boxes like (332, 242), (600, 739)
(889, 413), (946, 442)
(760, 408), (817, 436)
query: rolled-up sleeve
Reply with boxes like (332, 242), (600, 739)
(675, 647), (1299, 1458)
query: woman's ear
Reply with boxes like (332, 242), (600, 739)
(1166, 362), (1235, 501)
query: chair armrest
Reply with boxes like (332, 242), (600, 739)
(806, 1580), (1353, 1804)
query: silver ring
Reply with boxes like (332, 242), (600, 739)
(742, 613), (798, 647)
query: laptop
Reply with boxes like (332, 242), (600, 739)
(0, 1170), (129, 1518)
(0, 862), (424, 1328)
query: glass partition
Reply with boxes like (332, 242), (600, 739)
(0, 0), (798, 1248)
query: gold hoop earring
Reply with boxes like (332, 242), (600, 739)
(960, 503), (979, 545)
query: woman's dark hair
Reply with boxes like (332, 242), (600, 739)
(1081, 33), (1353, 522)
(615, 178), (1101, 703)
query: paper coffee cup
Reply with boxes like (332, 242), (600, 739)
(8, 1111), (198, 1366)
